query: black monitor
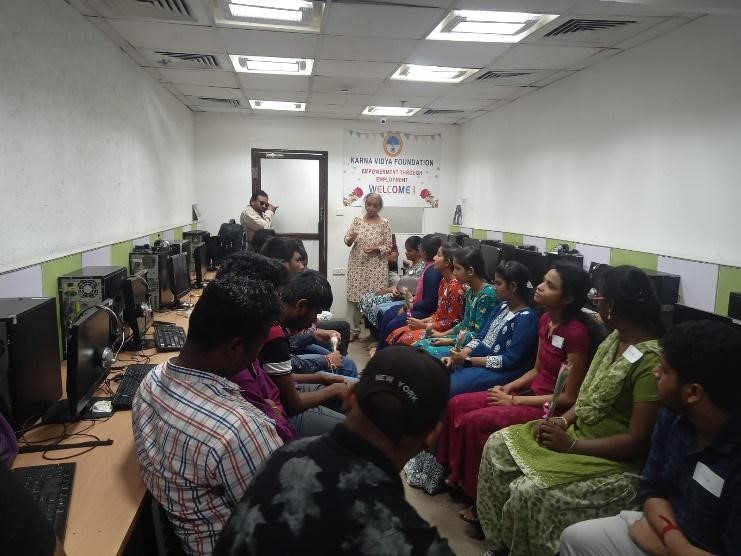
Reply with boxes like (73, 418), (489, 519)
(44, 306), (112, 423)
(729, 292), (741, 321)
(193, 243), (208, 288)
(168, 253), (191, 305)
(498, 243), (518, 262)
(480, 244), (501, 282)
(122, 270), (154, 350)
(206, 235), (223, 269)
(672, 304), (731, 327)
(462, 237), (481, 248)
(513, 249), (549, 286)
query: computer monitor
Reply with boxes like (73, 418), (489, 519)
(168, 253), (190, 306)
(193, 243), (208, 288)
(462, 237), (481, 248)
(729, 292), (741, 322)
(672, 303), (731, 327)
(121, 270), (153, 350)
(498, 243), (518, 262)
(44, 306), (112, 423)
(206, 235), (223, 269)
(513, 249), (549, 287)
(479, 244), (501, 282)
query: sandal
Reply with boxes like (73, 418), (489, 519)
(458, 505), (479, 525)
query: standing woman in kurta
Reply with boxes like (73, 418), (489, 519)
(344, 193), (392, 340)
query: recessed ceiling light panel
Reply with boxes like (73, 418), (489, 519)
(230, 55), (314, 75)
(214, 0), (324, 32)
(361, 106), (421, 117)
(390, 64), (478, 84)
(427, 10), (558, 43)
(249, 99), (306, 111)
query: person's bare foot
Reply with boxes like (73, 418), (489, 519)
(458, 505), (479, 525)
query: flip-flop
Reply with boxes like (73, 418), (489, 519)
(458, 506), (480, 525)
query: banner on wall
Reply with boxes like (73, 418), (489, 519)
(342, 130), (441, 208)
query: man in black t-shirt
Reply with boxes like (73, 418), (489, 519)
(214, 346), (454, 556)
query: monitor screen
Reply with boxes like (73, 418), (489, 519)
(193, 243), (208, 287)
(169, 253), (190, 300)
(122, 270), (153, 349)
(672, 304), (731, 327)
(66, 306), (111, 419)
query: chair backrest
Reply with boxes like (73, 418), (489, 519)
(396, 275), (419, 296)
(151, 495), (186, 556)
(480, 244), (501, 281)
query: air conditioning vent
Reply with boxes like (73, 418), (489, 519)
(424, 109), (465, 115)
(198, 98), (242, 108)
(545, 19), (636, 37)
(92, 0), (201, 23)
(476, 71), (533, 81)
(154, 52), (221, 69)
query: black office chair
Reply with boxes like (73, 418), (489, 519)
(151, 496), (186, 556)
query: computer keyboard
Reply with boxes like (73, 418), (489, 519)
(112, 363), (157, 410)
(154, 324), (186, 352)
(13, 463), (75, 541)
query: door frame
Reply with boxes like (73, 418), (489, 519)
(251, 148), (328, 276)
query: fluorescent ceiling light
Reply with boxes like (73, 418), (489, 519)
(249, 99), (306, 111)
(230, 55), (314, 75)
(361, 106), (420, 117)
(215, 0), (323, 33)
(427, 10), (558, 43)
(391, 64), (477, 84)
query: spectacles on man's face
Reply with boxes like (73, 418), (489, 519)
(587, 288), (605, 302)
(255, 200), (269, 207)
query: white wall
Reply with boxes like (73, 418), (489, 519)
(0, 0), (195, 272)
(457, 15), (741, 267)
(194, 113), (459, 316)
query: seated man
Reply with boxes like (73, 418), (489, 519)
(214, 346), (455, 556)
(132, 274), (284, 556)
(560, 320), (741, 556)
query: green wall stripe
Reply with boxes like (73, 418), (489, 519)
(503, 232), (524, 246)
(174, 227), (184, 240)
(472, 228), (488, 240)
(41, 254), (82, 357)
(111, 240), (133, 270)
(715, 265), (741, 316)
(191, 223), (198, 231)
(449, 225), (461, 234)
(609, 248), (658, 270)
(149, 232), (163, 245)
(546, 238), (576, 252)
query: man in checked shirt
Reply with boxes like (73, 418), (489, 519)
(132, 274), (285, 555)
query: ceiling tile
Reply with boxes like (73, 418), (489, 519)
(405, 41), (511, 68)
(237, 74), (311, 92)
(309, 92), (373, 105)
(324, 4), (445, 39)
(157, 68), (238, 87)
(530, 70), (576, 86)
(306, 104), (364, 116)
(427, 97), (499, 110)
(311, 76), (384, 95)
(314, 60), (397, 79)
(374, 80), (453, 98)
(175, 84), (244, 99)
(219, 28), (319, 58)
(367, 95), (436, 107)
(108, 20), (224, 52)
(487, 44), (604, 70)
(445, 82), (526, 99)
(319, 35), (418, 63)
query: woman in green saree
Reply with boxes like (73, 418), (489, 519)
(477, 266), (665, 556)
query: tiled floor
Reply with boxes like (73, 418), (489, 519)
(347, 332), (487, 556)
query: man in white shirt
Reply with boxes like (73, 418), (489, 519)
(240, 190), (277, 241)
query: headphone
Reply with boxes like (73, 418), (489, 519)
(153, 239), (171, 253)
(70, 303), (125, 371)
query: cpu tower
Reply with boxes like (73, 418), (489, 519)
(57, 266), (126, 357)
(0, 298), (62, 431)
(129, 250), (175, 310)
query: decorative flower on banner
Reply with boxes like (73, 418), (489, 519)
(420, 188), (439, 208)
(343, 186), (364, 206)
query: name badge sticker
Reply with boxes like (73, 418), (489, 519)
(693, 462), (724, 498)
(622, 345), (643, 363)
(551, 335), (565, 349)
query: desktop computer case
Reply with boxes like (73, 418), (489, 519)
(0, 298), (62, 430)
(58, 266), (127, 358)
(129, 251), (172, 310)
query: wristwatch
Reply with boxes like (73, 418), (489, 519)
(464, 356), (472, 367)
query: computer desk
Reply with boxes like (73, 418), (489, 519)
(12, 299), (199, 556)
